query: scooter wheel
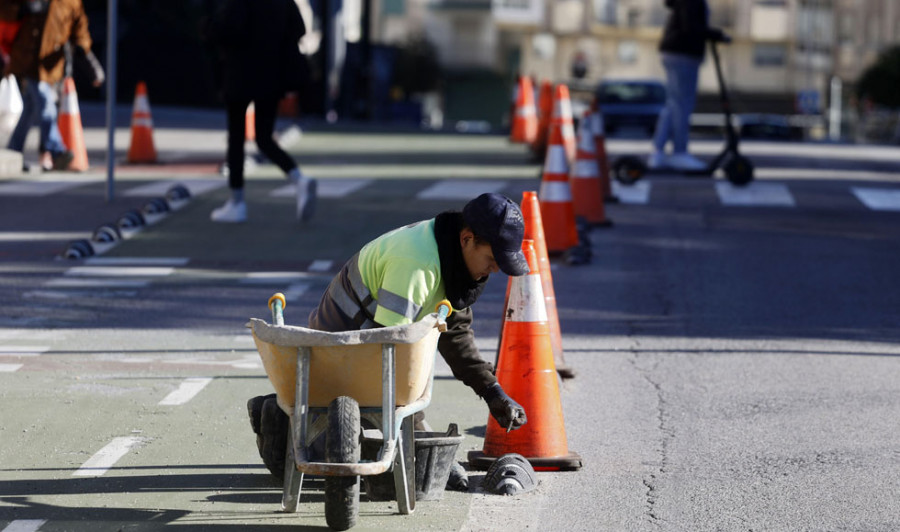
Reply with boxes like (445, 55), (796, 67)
(724, 155), (754, 186)
(612, 156), (646, 185)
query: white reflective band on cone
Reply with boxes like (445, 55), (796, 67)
(556, 99), (572, 118)
(133, 117), (153, 128)
(572, 159), (599, 178)
(543, 144), (569, 174)
(518, 106), (536, 117)
(61, 93), (80, 115)
(506, 274), (548, 323)
(539, 180), (573, 202)
(133, 96), (151, 113)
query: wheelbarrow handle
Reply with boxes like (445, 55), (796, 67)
(435, 299), (452, 332)
(268, 293), (286, 326)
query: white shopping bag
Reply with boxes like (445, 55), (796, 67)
(0, 74), (23, 137)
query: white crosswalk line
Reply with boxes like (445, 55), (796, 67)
(308, 260), (333, 272)
(158, 377), (213, 406)
(0, 180), (92, 196)
(716, 182), (795, 206)
(44, 278), (150, 288)
(1, 520), (47, 532)
(416, 180), (507, 200)
(283, 282), (311, 301)
(852, 187), (900, 211)
(270, 178), (372, 198)
(64, 266), (176, 277)
(122, 178), (225, 197)
(612, 181), (652, 204)
(0, 231), (91, 242)
(84, 257), (189, 266)
(0, 363), (24, 372)
(0, 346), (49, 356)
(73, 436), (143, 477)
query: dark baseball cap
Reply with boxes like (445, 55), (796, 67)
(462, 193), (529, 276)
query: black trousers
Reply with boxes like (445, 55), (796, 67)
(225, 97), (297, 190)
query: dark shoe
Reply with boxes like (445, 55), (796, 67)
(446, 461), (468, 492)
(51, 150), (74, 171)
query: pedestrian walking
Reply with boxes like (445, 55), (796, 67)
(248, 193), (530, 491)
(648, 0), (729, 171)
(209, 0), (315, 224)
(2, 0), (104, 172)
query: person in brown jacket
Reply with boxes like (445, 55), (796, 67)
(3, 0), (104, 171)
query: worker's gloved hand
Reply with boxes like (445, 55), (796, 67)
(480, 383), (527, 430)
(709, 28), (731, 44)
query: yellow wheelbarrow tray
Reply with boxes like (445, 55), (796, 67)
(246, 293), (451, 528)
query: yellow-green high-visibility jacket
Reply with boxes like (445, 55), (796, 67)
(310, 219), (446, 330)
(308, 215), (497, 395)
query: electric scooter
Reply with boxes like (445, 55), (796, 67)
(611, 39), (754, 187)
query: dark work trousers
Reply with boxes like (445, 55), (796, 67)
(225, 97), (297, 190)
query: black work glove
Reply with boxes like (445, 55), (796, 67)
(480, 383), (527, 430)
(708, 28), (731, 44)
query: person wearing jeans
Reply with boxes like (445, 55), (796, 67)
(8, 77), (70, 170)
(649, 0), (728, 172)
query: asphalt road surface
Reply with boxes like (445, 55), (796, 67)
(1, 128), (900, 531)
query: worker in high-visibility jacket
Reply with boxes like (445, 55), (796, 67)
(249, 193), (529, 490)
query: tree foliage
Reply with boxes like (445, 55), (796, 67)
(856, 45), (900, 109)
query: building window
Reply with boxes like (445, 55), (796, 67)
(618, 40), (637, 64)
(754, 43), (786, 66)
(593, 0), (616, 25)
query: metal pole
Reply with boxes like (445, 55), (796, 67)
(105, 0), (118, 203)
(829, 75), (842, 141)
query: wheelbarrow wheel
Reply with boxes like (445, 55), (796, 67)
(325, 396), (361, 531)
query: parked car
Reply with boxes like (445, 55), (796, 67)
(594, 79), (666, 136)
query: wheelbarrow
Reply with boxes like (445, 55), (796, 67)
(247, 293), (452, 531)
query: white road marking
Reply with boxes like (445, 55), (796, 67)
(122, 178), (225, 197)
(64, 266), (175, 277)
(612, 180), (652, 204)
(84, 257), (189, 266)
(158, 377), (213, 406)
(240, 272), (316, 284)
(0, 363), (24, 372)
(283, 282), (311, 302)
(308, 260), (333, 272)
(0, 231), (91, 242)
(1, 520), (47, 532)
(416, 180), (507, 200)
(715, 182), (796, 207)
(73, 436), (143, 477)
(270, 178), (372, 198)
(852, 187), (900, 211)
(45, 278), (150, 289)
(0, 180), (92, 196)
(0, 346), (49, 357)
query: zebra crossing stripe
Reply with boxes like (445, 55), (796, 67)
(715, 182), (795, 207)
(283, 282), (311, 301)
(45, 278), (150, 288)
(122, 179), (224, 198)
(0, 363), (24, 372)
(308, 260), (333, 272)
(612, 181), (652, 204)
(0, 346), (49, 356)
(852, 187), (900, 211)
(73, 436), (143, 477)
(0, 180), (92, 196)
(84, 257), (190, 266)
(416, 180), (507, 200)
(158, 377), (213, 406)
(270, 178), (372, 199)
(1, 520), (47, 532)
(64, 266), (176, 277)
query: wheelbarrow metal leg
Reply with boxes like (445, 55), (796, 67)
(283, 345), (311, 512)
(393, 415), (416, 515)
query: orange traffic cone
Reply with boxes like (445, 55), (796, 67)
(509, 76), (537, 144)
(469, 239), (582, 471)
(570, 110), (612, 227)
(58, 77), (88, 171)
(591, 102), (617, 203)
(529, 80), (553, 160)
(539, 123), (579, 254)
(127, 81), (157, 163)
(551, 84), (577, 163)
(245, 101), (256, 141)
(521, 191), (574, 378)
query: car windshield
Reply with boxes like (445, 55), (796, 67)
(597, 83), (665, 104)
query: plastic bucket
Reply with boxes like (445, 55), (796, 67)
(362, 423), (465, 501)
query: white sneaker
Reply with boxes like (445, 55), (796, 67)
(647, 151), (667, 170)
(667, 153), (708, 172)
(210, 199), (247, 223)
(296, 177), (317, 222)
